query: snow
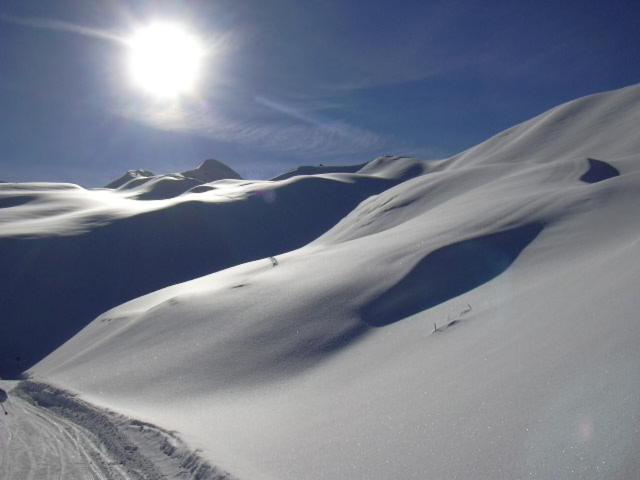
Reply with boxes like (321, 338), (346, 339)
(0, 380), (234, 479)
(105, 169), (155, 189)
(0, 160), (420, 379)
(270, 162), (366, 181)
(181, 159), (243, 183)
(104, 158), (243, 200)
(2, 83), (640, 479)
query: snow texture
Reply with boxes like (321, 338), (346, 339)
(0, 380), (235, 479)
(2, 84), (640, 480)
(0, 157), (422, 377)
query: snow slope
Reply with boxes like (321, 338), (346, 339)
(14, 83), (640, 479)
(0, 380), (233, 479)
(105, 159), (243, 200)
(0, 157), (422, 377)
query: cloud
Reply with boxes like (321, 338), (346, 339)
(117, 97), (388, 157)
(0, 13), (124, 44)
(1, 10), (441, 161)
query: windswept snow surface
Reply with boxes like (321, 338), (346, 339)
(14, 84), (640, 479)
(0, 157), (422, 376)
(0, 380), (234, 479)
(106, 159), (243, 200)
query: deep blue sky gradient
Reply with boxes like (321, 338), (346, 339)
(1, 0), (639, 185)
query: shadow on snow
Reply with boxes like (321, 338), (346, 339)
(360, 223), (544, 327)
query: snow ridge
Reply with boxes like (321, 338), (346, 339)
(3, 83), (640, 480)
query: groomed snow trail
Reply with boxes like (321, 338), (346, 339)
(0, 381), (235, 480)
(0, 383), (123, 479)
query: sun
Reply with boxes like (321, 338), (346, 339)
(127, 22), (204, 98)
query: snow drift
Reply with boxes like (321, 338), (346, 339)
(0, 157), (423, 377)
(6, 84), (640, 479)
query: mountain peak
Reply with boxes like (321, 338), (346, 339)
(181, 159), (242, 182)
(104, 169), (155, 189)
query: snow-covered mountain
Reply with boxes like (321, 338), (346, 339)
(0, 156), (424, 378)
(105, 159), (244, 200)
(3, 84), (640, 479)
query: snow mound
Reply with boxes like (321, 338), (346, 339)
(0, 161), (423, 377)
(14, 83), (640, 480)
(271, 162), (366, 181)
(448, 83), (640, 168)
(356, 155), (427, 177)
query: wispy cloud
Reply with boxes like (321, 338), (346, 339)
(1, 11), (385, 157)
(1, 9), (440, 162)
(0, 13), (124, 44)
(118, 97), (388, 157)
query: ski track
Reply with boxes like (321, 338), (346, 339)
(0, 381), (236, 480)
(0, 390), (114, 479)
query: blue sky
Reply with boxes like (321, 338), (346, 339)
(1, 0), (639, 185)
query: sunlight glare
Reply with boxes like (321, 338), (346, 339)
(127, 22), (204, 98)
